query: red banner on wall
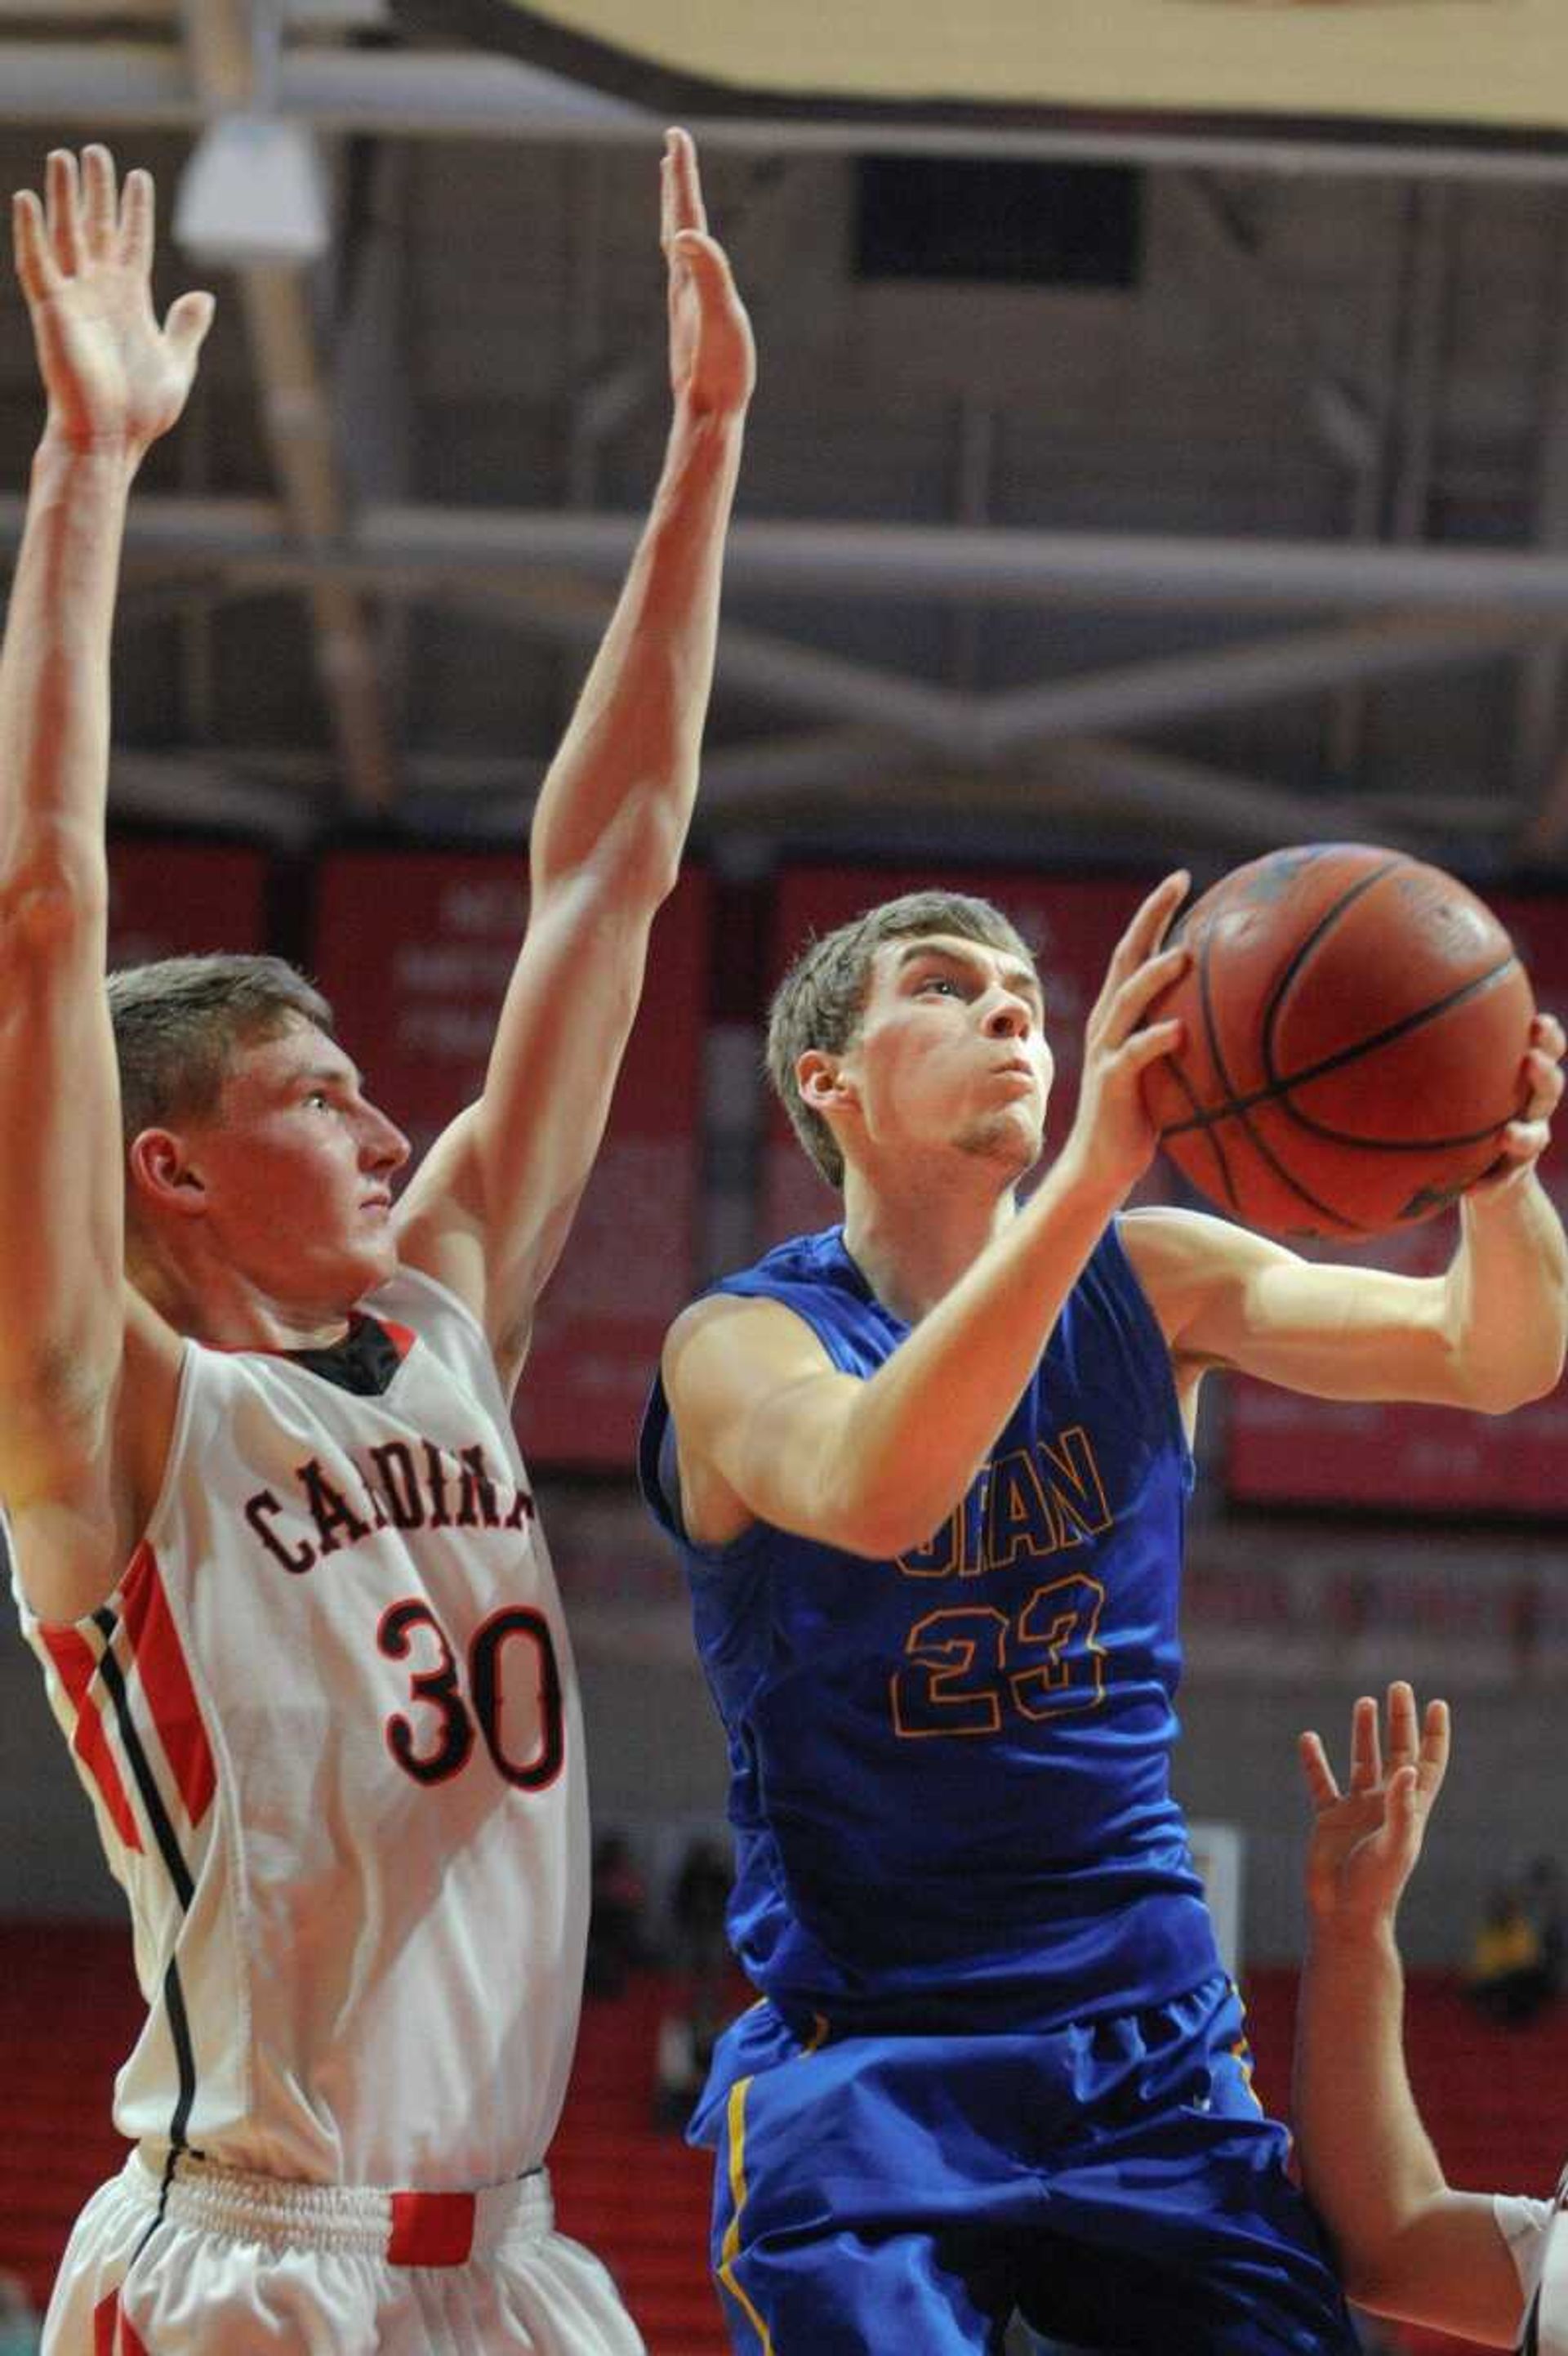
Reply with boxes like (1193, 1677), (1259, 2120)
(1225, 886), (1568, 1515)
(106, 838), (270, 966)
(311, 850), (709, 1469)
(763, 862), (1169, 1246)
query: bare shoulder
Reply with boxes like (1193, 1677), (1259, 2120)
(662, 1287), (833, 1412)
(1119, 1203), (1287, 1341)
(661, 1291), (838, 1551)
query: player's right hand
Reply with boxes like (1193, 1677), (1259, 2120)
(12, 147), (213, 461)
(1062, 871), (1190, 1197)
(662, 128), (755, 422)
(1299, 1682), (1450, 1939)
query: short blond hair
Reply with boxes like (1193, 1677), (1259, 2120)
(107, 953), (335, 1145)
(766, 891), (1036, 1189)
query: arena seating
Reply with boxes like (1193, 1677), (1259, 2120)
(1, 1925), (1561, 2354)
(0, 1921), (725, 2353)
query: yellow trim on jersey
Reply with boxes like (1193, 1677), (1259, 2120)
(1227, 1979), (1265, 2119)
(719, 2075), (774, 2354)
(715, 2008), (831, 2350)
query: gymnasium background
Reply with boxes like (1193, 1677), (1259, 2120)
(3, 2), (1568, 2343)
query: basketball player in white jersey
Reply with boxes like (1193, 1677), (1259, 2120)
(0, 132), (752, 2353)
(1296, 1683), (1566, 2354)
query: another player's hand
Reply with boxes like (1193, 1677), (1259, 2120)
(662, 128), (755, 423)
(1468, 1010), (1564, 1201)
(1299, 1682), (1449, 1939)
(1062, 871), (1190, 1196)
(11, 148), (213, 462)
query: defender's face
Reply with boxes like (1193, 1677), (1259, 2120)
(826, 933), (1054, 1176)
(180, 1019), (411, 1308)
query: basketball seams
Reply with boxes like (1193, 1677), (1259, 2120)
(1163, 950), (1523, 1148)
(1256, 853), (1401, 1106)
(1183, 892), (1376, 1235)
(1156, 1035), (1241, 1211)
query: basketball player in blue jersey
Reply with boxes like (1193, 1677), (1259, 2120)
(640, 885), (1568, 2354)
(1, 136), (751, 2353)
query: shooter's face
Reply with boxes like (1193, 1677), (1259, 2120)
(812, 933), (1054, 1183)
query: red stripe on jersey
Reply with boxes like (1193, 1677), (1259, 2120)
(383, 1318), (416, 1361)
(121, 1542), (216, 1828)
(93, 2289), (150, 2355)
(41, 1626), (142, 1853)
(387, 2189), (476, 2265)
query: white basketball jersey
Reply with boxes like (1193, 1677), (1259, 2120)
(1499, 2166), (1568, 2354)
(12, 1268), (589, 2190)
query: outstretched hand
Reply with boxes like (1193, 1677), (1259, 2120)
(11, 146), (213, 462)
(662, 128), (755, 422)
(1299, 1682), (1450, 1937)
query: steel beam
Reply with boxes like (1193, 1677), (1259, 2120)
(977, 613), (1535, 756)
(1031, 735), (1394, 851)
(16, 498), (1568, 622)
(433, 574), (983, 754)
(6, 37), (1568, 188)
(353, 506), (1568, 618)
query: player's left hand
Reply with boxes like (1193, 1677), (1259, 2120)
(662, 127), (755, 422)
(1469, 1009), (1564, 1198)
(1298, 1682), (1449, 1939)
(13, 146), (213, 462)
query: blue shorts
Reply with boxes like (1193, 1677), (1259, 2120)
(688, 1972), (1356, 2356)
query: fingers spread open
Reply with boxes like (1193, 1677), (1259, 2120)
(118, 165), (154, 277)
(1384, 1679), (1417, 1771)
(12, 189), (56, 304)
(1298, 1728), (1339, 1809)
(1348, 1692), (1381, 1793)
(1125, 871), (1189, 963)
(164, 288), (216, 368)
(1099, 941), (1189, 1055)
(1094, 874), (1189, 1024)
(45, 149), (81, 279)
(82, 145), (117, 262)
(1418, 1696), (1450, 1798)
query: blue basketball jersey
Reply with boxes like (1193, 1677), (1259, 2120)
(639, 1220), (1221, 2035)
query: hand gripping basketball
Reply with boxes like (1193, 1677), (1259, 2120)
(1139, 844), (1539, 1241)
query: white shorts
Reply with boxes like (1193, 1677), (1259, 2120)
(42, 2149), (646, 2355)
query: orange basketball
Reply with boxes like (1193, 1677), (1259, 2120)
(1139, 843), (1535, 1241)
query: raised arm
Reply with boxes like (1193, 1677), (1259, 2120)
(666, 876), (1191, 1555)
(1123, 1013), (1568, 1421)
(0, 149), (210, 1622)
(1294, 1686), (1522, 2346)
(396, 130), (754, 1388)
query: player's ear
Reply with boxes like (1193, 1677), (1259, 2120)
(798, 1049), (853, 1112)
(127, 1127), (208, 1217)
